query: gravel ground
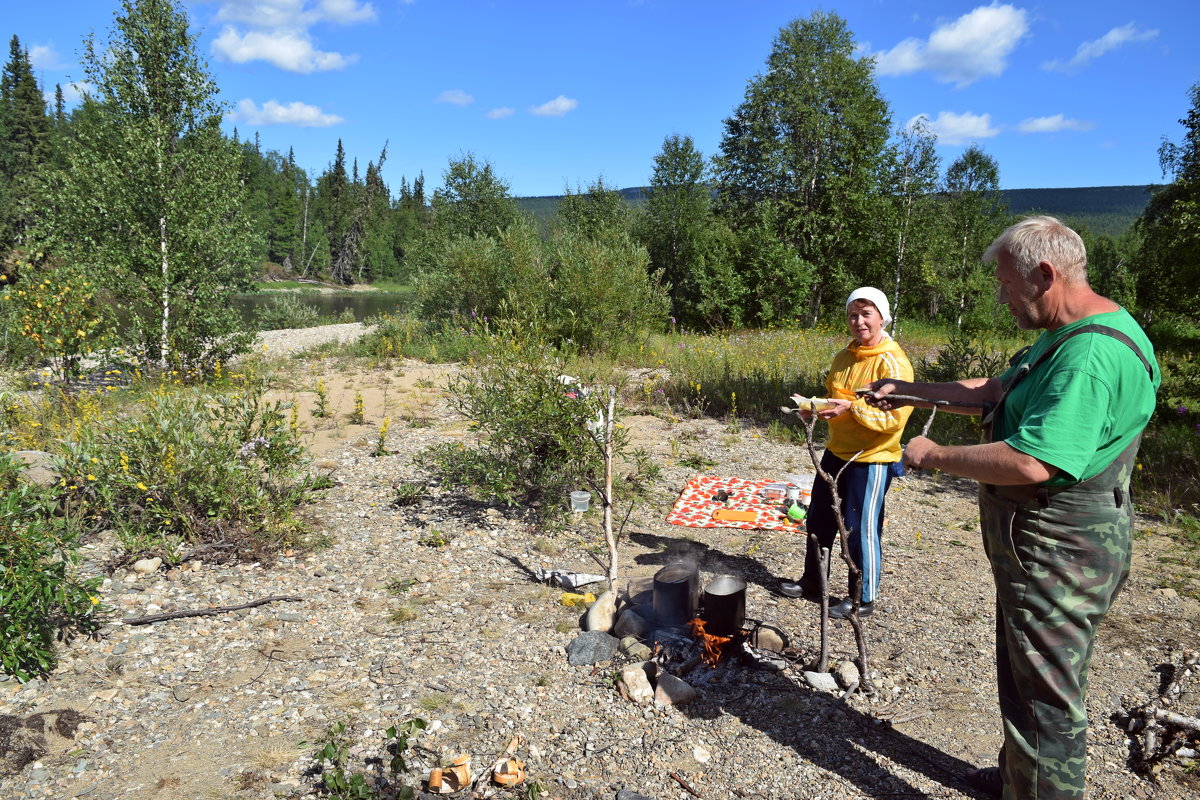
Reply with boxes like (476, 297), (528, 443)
(2, 325), (1198, 800)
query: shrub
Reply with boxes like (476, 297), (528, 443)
(417, 320), (656, 520)
(57, 382), (316, 561)
(253, 293), (320, 330)
(0, 454), (104, 680)
(5, 261), (112, 383)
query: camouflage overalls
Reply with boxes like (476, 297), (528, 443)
(977, 324), (1152, 799)
(979, 438), (1137, 798)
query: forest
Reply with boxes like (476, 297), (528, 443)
(3, 2), (1197, 374)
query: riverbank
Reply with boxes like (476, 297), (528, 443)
(1, 337), (1196, 800)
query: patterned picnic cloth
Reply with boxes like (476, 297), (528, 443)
(666, 474), (807, 532)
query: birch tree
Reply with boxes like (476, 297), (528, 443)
(37, 0), (255, 369)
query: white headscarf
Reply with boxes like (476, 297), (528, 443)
(845, 286), (892, 327)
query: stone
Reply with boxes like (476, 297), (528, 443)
(803, 671), (839, 692)
(619, 636), (651, 660)
(1153, 587), (1178, 599)
(11, 450), (57, 487)
(614, 609), (648, 639)
(749, 624), (788, 652)
(566, 631), (618, 666)
(584, 590), (617, 633)
(616, 790), (654, 800)
(620, 662), (656, 705)
(132, 557), (162, 575)
(654, 672), (697, 706)
(835, 660), (861, 690)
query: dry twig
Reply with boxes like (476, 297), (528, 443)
(123, 595), (302, 626)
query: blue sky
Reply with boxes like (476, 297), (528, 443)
(9, 1), (1200, 197)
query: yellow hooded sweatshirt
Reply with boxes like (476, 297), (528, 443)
(824, 336), (914, 463)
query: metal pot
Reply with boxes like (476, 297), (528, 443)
(701, 575), (746, 637)
(652, 563), (698, 627)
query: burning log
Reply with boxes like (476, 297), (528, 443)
(687, 617), (735, 668)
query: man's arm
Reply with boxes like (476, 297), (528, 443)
(863, 377), (1002, 416)
(903, 437), (1059, 485)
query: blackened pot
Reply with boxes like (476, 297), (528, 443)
(701, 575), (746, 636)
(652, 563), (698, 627)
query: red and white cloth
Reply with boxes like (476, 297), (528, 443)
(666, 475), (807, 532)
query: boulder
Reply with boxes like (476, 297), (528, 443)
(585, 590), (617, 633)
(654, 672), (697, 706)
(614, 609), (648, 639)
(620, 661), (655, 705)
(11, 450), (57, 488)
(566, 631), (618, 666)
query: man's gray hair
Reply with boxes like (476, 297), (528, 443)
(982, 215), (1088, 283)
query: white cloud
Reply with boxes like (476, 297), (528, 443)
(874, 3), (1029, 87)
(486, 107), (515, 119)
(29, 44), (64, 71)
(215, 0), (375, 27)
(436, 89), (474, 106)
(1017, 114), (1094, 134)
(317, 0), (377, 24)
(908, 111), (998, 145)
(213, 27), (354, 72)
(230, 98), (344, 127)
(43, 81), (92, 108)
(529, 95), (578, 117)
(1042, 23), (1158, 74)
(211, 1), (374, 72)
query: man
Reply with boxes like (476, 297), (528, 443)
(864, 216), (1159, 799)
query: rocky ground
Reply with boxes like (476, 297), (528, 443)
(2, 326), (1198, 800)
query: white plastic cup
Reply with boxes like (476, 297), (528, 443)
(570, 491), (591, 512)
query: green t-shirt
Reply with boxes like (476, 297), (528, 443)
(996, 308), (1160, 485)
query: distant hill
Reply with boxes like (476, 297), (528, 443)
(1001, 185), (1155, 237)
(517, 184), (1156, 238)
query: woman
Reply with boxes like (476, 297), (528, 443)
(780, 287), (913, 618)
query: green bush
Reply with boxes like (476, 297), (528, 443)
(58, 382), (316, 561)
(417, 321), (656, 519)
(0, 454), (104, 680)
(253, 293), (321, 330)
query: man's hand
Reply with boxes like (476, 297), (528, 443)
(903, 435), (938, 470)
(859, 379), (911, 410)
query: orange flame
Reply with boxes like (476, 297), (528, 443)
(688, 618), (734, 667)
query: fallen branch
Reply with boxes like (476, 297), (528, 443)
(669, 770), (703, 797)
(1120, 650), (1200, 772)
(122, 595), (303, 626)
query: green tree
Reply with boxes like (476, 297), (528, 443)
(35, 0), (256, 369)
(636, 134), (742, 327)
(0, 35), (52, 253)
(1137, 82), (1200, 312)
(939, 144), (1008, 329)
(429, 153), (522, 239)
(313, 139), (351, 278)
(556, 177), (631, 240)
(878, 119), (940, 332)
(713, 11), (891, 324)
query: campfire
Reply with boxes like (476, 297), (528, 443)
(687, 617), (738, 667)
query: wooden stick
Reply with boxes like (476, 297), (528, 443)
(123, 595), (302, 626)
(669, 771), (703, 798)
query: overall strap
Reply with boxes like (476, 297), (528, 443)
(981, 324), (1153, 433)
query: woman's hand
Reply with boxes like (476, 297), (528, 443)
(818, 398), (853, 419)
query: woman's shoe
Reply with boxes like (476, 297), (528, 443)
(828, 598), (874, 618)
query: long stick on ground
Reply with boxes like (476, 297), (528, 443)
(123, 595), (302, 626)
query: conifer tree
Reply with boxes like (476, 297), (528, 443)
(0, 35), (52, 252)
